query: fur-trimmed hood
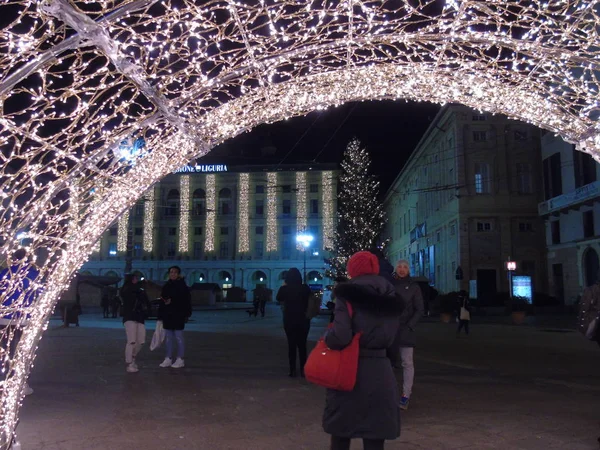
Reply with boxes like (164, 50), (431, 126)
(334, 274), (404, 316)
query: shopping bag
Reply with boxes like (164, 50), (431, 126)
(150, 320), (165, 351)
(460, 307), (471, 321)
(304, 302), (361, 391)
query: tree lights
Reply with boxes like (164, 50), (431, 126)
(0, 0), (598, 446)
(326, 139), (386, 277)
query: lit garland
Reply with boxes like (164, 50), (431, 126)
(205, 174), (216, 253)
(238, 173), (250, 253)
(296, 172), (307, 250)
(322, 171), (334, 250)
(266, 172), (278, 252)
(117, 211), (129, 252)
(143, 188), (155, 253)
(0, 0), (598, 445)
(178, 175), (190, 253)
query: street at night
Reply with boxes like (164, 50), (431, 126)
(17, 307), (600, 450)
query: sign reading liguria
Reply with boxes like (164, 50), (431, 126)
(174, 164), (229, 173)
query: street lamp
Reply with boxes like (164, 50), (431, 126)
(506, 257), (517, 299)
(296, 233), (314, 283)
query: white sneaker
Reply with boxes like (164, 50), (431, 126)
(171, 358), (185, 369)
(159, 357), (172, 368)
(126, 362), (139, 373)
(23, 384), (33, 396)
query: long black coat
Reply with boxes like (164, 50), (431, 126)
(159, 278), (192, 330)
(322, 274), (404, 440)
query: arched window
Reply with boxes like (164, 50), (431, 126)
(219, 188), (232, 215)
(166, 189), (180, 217)
(192, 188), (206, 216)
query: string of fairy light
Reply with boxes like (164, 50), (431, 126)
(178, 175), (190, 253)
(266, 172), (278, 252)
(0, 0), (598, 446)
(296, 172), (307, 250)
(238, 173), (250, 254)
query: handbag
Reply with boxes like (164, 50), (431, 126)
(304, 302), (362, 391)
(150, 320), (165, 351)
(460, 306), (470, 321)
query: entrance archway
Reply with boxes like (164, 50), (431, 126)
(0, 1), (598, 445)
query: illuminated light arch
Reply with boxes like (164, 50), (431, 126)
(0, 0), (598, 445)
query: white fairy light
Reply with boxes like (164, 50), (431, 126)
(322, 171), (334, 250)
(205, 174), (216, 253)
(117, 211), (129, 252)
(238, 173), (250, 253)
(296, 172), (307, 250)
(266, 172), (278, 252)
(143, 188), (155, 253)
(0, 0), (598, 445)
(179, 175), (190, 253)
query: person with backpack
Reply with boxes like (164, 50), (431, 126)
(120, 273), (151, 373)
(276, 268), (311, 377)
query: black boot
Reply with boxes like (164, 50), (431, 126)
(288, 368), (297, 377)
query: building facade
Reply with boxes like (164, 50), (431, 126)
(539, 133), (600, 305)
(384, 105), (547, 303)
(80, 164), (338, 296)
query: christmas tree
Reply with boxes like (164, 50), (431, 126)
(326, 138), (386, 278)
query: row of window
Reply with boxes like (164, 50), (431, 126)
(543, 148), (597, 201)
(550, 210), (596, 245)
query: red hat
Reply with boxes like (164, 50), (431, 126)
(347, 251), (380, 278)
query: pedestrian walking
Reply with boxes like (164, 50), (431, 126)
(120, 273), (151, 373)
(101, 288), (110, 319)
(323, 251), (403, 450)
(456, 290), (471, 337)
(388, 259), (424, 411)
(276, 268), (311, 377)
(158, 266), (192, 369)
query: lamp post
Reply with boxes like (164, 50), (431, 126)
(296, 233), (314, 283)
(506, 257), (517, 299)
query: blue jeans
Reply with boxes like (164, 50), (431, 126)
(165, 329), (184, 359)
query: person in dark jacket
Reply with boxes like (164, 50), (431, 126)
(323, 251), (403, 450)
(158, 266), (192, 369)
(120, 273), (151, 373)
(276, 268), (311, 377)
(456, 290), (471, 337)
(389, 259), (424, 411)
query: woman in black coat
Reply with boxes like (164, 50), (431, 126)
(276, 267), (311, 377)
(323, 251), (404, 450)
(121, 273), (151, 373)
(158, 266), (192, 369)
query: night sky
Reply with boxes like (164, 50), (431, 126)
(204, 100), (442, 194)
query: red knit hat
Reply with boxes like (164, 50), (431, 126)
(347, 251), (380, 278)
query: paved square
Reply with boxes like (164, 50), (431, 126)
(16, 307), (600, 449)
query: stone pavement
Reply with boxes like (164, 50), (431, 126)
(15, 306), (600, 449)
